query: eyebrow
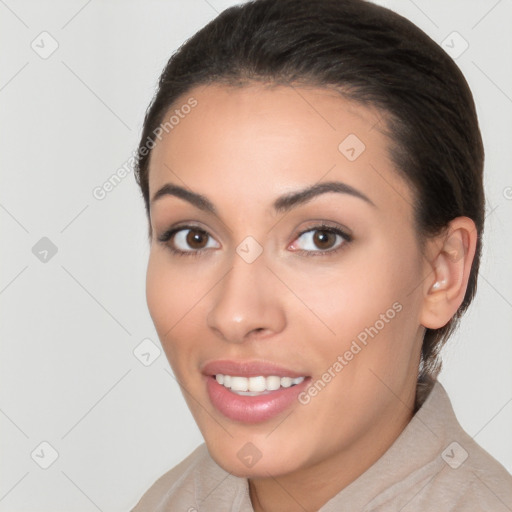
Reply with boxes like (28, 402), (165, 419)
(150, 180), (375, 214)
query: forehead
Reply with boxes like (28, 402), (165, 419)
(148, 83), (413, 216)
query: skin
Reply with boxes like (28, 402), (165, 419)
(145, 83), (477, 512)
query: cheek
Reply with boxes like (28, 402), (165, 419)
(146, 249), (205, 325)
(146, 251), (172, 329)
(145, 250), (219, 378)
(145, 251), (192, 359)
(293, 235), (422, 361)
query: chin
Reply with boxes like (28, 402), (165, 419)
(211, 450), (299, 479)
(203, 432), (312, 479)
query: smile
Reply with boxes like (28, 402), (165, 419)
(201, 360), (311, 423)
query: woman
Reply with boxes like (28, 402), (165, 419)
(131, 0), (512, 510)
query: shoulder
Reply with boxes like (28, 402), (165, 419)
(375, 451), (512, 512)
(130, 444), (211, 511)
(399, 384), (512, 511)
(356, 382), (512, 512)
(439, 429), (512, 511)
(130, 443), (252, 512)
(412, 443), (512, 511)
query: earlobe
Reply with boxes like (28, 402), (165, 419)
(420, 217), (477, 329)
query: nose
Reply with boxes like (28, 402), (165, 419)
(206, 252), (286, 344)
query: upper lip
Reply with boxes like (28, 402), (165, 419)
(201, 360), (309, 378)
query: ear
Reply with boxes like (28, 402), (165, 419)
(419, 217), (478, 330)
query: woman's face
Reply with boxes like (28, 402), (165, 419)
(146, 83), (429, 478)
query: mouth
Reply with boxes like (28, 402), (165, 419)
(202, 360), (311, 423)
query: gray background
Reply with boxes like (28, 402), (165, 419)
(1, 0), (511, 510)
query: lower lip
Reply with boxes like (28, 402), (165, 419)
(206, 376), (310, 424)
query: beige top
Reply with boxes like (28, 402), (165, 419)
(131, 382), (512, 511)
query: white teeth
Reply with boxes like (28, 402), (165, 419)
(280, 377), (293, 388)
(230, 376), (249, 392)
(214, 374), (305, 394)
(266, 376), (281, 390)
(249, 376), (267, 392)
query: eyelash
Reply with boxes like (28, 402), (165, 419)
(158, 225), (213, 259)
(291, 224), (352, 258)
(157, 223), (353, 258)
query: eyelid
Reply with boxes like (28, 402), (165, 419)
(156, 223), (217, 255)
(288, 222), (352, 256)
(157, 222), (214, 243)
(294, 220), (353, 240)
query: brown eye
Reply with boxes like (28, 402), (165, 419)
(312, 230), (337, 250)
(186, 229), (209, 249)
(290, 225), (351, 255)
(162, 226), (220, 255)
